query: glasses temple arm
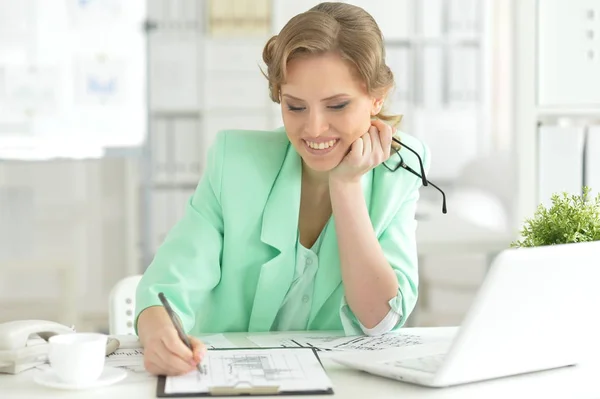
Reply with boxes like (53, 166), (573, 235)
(392, 137), (428, 187)
(399, 161), (447, 214)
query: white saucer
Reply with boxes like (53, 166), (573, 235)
(34, 366), (127, 390)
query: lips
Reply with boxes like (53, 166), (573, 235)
(302, 139), (339, 155)
(304, 139), (338, 150)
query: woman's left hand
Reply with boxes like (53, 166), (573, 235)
(330, 119), (395, 184)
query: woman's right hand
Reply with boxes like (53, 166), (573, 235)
(137, 306), (207, 376)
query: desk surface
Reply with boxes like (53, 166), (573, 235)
(2, 329), (599, 399)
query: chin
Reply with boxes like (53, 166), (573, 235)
(303, 160), (336, 173)
(301, 152), (343, 173)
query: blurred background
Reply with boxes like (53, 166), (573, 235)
(0, 0), (598, 333)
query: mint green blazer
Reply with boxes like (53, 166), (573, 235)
(135, 127), (430, 336)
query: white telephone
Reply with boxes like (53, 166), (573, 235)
(0, 320), (75, 374)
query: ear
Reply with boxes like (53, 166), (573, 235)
(370, 97), (385, 116)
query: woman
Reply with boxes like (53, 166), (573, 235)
(135, 2), (431, 376)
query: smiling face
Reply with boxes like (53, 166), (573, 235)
(280, 52), (383, 174)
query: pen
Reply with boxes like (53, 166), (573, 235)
(158, 292), (202, 372)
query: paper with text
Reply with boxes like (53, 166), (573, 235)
(247, 332), (450, 352)
(106, 348), (146, 373)
(105, 334), (236, 374)
(164, 348), (332, 395)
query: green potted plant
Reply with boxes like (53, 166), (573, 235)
(511, 186), (600, 248)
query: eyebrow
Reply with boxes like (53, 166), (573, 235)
(281, 93), (351, 102)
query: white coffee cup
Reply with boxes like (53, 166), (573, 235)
(48, 333), (108, 385)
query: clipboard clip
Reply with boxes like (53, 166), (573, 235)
(208, 380), (280, 396)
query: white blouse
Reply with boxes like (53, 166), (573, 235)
(272, 224), (401, 335)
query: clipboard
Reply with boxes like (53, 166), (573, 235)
(156, 347), (334, 397)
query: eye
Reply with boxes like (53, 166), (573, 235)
(286, 104), (305, 112)
(328, 101), (350, 110)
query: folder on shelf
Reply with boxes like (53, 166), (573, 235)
(346, 0), (410, 40)
(156, 347), (333, 397)
(272, 1), (321, 34)
(422, 46), (443, 107)
(173, 118), (201, 185)
(419, 0), (444, 37)
(537, 125), (585, 207)
(386, 46), (410, 109)
(150, 118), (171, 184)
(448, 46), (479, 105)
(149, 35), (200, 112)
(585, 126), (600, 199)
(150, 189), (170, 252)
(447, 0), (479, 37)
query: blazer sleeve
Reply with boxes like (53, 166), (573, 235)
(134, 131), (226, 334)
(340, 142), (431, 335)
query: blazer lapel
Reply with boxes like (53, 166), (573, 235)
(308, 171), (374, 326)
(248, 142), (302, 332)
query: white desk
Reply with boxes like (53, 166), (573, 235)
(2, 329), (599, 399)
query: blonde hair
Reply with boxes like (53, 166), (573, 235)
(261, 2), (402, 128)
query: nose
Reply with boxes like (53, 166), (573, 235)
(305, 110), (328, 137)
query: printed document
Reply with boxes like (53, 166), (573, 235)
(164, 348), (332, 395)
(247, 330), (453, 352)
(106, 334), (236, 373)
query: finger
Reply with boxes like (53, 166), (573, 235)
(371, 120), (392, 160)
(370, 118), (390, 134)
(362, 131), (373, 158)
(189, 336), (207, 363)
(154, 346), (196, 375)
(382, 127), (393, 160)
(162, 331), (194, 362)
(144, 347), (184, 376)
(144, 357), (167, 376)
(369, 125), (384, 163)
(350, 137), (364, 162)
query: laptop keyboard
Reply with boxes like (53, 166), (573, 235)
(385, 353), (446, 374)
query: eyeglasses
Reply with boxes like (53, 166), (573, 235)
(383, 137), (447, 214)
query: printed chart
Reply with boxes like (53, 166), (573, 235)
(164, 348), (332, 395)
(247, 330), (453, 352)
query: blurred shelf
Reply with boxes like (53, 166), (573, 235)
(149, 108), (277, 117)
(150, 110), (203, 118)
(386, 37), (481, 47)
(149, 182), (199, 190)
(537, 109), (600, 125)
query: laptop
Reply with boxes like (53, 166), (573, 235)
(331, 241), (600, 387)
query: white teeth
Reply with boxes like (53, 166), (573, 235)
(305, 139), (337, 150)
